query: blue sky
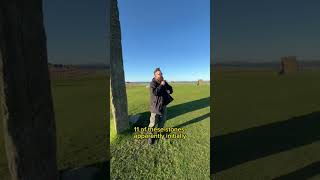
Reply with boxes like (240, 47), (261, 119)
(214, 0), (320, 63)
(118, 0), (210, 82)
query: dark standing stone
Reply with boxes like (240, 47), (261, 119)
(110, 0), (129, 133)
(0, 0), (58, 179)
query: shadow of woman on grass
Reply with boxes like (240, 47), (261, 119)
(133, 97), (210, 129)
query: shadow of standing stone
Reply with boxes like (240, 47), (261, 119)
(60, 167), (100, 180)
(129, 114), (141, 124)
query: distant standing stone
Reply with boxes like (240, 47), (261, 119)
(279, 56), (299, 75)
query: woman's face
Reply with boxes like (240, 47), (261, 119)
(155, 71), (163, 81)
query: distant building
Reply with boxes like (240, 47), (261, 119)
(279, 56), (298, 75)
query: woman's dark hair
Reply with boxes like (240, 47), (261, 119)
(154, 67), (161, 74)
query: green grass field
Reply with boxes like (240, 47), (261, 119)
(110, 83), (210, 179)
(3, 69), (319, 179)
(0, 75), (108, 178)
(213, 70), (320, 180)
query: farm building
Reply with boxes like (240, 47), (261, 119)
(279, 56), (299, 74)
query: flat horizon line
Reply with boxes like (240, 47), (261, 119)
(126, 80), (210, 83)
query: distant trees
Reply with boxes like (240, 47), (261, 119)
(53, 64), (64, 68)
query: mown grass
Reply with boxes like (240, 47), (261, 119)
(213, 70), (320, 180)
(110, 83), (210, 179)
(0, 75), (108, 178)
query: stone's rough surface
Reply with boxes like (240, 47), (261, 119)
(0, 0), (58, 179)
(279, 56), (299, 75)
(110, 0), (129, 133)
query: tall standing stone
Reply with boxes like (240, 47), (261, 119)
(110, 0), (129, 133)
(0, 0), (58, 179)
